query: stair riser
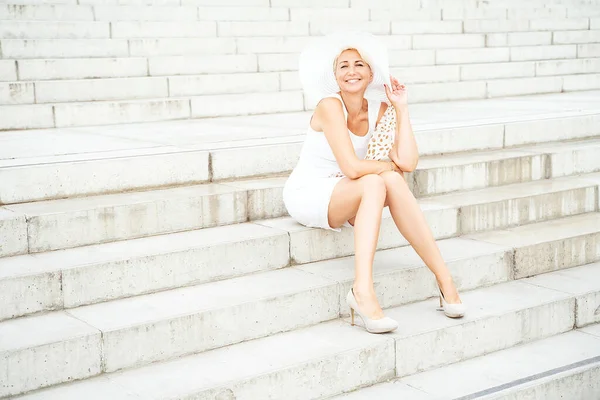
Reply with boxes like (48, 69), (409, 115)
(549, 147), (600, 178)
(0, 21), (110, 39)
(78, 284), (339, 373)
(6, 172), (599, 256)
(330, 250), (513, 314)
(192, 339), (395, 400)
(61, 234), (290, 309)
(514, 232), (600, 278)
(246, 186), (286, 220)
(211, 143), (301, 181)
(490, 364), (600, 400)
(4, 115), (598, 204)
(5, 53), (600, 82)
(21, 190), (248, 253)
(576, 291), (600, 327)
(0, 273), (62, 322)
(0, 4), (96, 21)
(0, 60), (16, 81)
(416, 124), (505, 156)
(504, 114), (600, 147)
(0, 210), (26, 257)
(0, 332), (102, 398)
(395, 298), (575, 377)
(19, 58), (148, 81)
(269, 207), (458, 265)
(0, 232), (289, 320)
(458, 186), (597, 233)
(410, 154), (547, 196)
(0, 151), (210, 205)
(2, 82), (600, 129)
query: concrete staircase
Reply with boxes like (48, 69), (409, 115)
(2, 0), (600, 128)
(2, 0), (600, 399)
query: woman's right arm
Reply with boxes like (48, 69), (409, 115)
(315, 98), (399, 180)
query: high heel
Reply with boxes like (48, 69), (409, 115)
(438, 287), (466, 318)
(346, 289), (398, 334)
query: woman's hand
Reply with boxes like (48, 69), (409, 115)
(384, 75), (408, 108)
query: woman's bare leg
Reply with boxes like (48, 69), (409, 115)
(379, 171), (461, 303)
(328, 174), (387, 319)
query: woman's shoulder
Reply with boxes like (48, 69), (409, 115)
(310, 96), (346, 131)
(317, 95), (344, 110)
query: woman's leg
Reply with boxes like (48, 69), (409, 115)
(328, 174), (387, 319)
(379, 171), (461, 303)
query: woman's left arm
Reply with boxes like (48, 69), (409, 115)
(385, 77), (419, 172)
(392, 105), (418, 172)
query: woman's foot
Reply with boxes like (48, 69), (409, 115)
(352, 285), (385, 320)
(437, 277), (461, 304)
(436, 277), (465, 318)
(347, 287), (398, 334)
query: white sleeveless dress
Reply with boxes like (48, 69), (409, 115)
(283, 94), (381, 231)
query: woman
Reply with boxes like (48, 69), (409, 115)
(283, 32), (465, 334)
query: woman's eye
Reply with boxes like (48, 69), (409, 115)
(340, 65), (347, 69)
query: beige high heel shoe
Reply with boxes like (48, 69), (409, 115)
(438, 287), (466, 318)
(346, 289), (398, 334)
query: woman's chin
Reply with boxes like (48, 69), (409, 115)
(339, 84), (368, 95)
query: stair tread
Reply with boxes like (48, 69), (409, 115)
(419, 170), (600, 206)
(336, 322), (600, 399)
(0, 222), (285, 279)
(465, 212), (600, 246)
(2, 174), (598, 278)
(11, 263), (600, 399)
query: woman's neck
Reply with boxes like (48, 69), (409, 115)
(339, 91), (366, 119)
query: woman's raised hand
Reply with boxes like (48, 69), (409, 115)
(384, 75), (408, 108)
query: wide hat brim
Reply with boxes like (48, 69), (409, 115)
(299, 31), (391, 107)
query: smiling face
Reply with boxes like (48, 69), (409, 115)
(334, 48), (373, 95)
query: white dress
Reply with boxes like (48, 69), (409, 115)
(283, 94), (381, 231)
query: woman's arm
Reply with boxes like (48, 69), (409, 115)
(316, 97), (400, 179)
(384, 78), (419, 173)
(391, 105), (418, 172)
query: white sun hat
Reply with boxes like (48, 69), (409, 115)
(299, 31), (392, 107)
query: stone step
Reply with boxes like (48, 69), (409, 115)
(3, 193), (598, 323)
(13, 54), (600, 85)
(4, 58), (600, 103)
(0, 147), (212, 206)
(3, 139), (599, 252)
(3, 73), (600, 126)
(0, 20), (111, 39)
(419, 171), (600, 232)
(5, 264), (599, 398)
(8, 55), (599, 84)
(466, 213), (600, 279)
(0, 205), (491, 318)
(336, 321), (600, 399)
(0, 4), (593, 23)
(1, 96), (599, 203)
(0, 38), (238, 59)
(3, 19), (595, 41)
(0, 222), (290, 317)
(0, 73), (285, 104)
(3, 33), (599, 60)
(2, 0), (597, 6)
(269, 207), (600, 265)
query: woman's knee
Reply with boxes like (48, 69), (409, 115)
(380, 171), (408, 190)
(358, 174), (387, 198)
